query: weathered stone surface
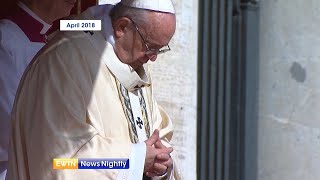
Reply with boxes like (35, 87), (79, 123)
(259, 0), (320, 179)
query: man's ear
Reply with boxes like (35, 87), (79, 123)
(113, 17), (131, 38)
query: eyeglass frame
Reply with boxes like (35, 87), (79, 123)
(127, 17), (171, 55)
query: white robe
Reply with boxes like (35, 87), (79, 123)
(0, 2), (51, 179)
(7, 5), (181, 180)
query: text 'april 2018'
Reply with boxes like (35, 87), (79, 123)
(60, 20), (101, 31)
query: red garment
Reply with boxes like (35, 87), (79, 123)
(7, 6), (52, 43)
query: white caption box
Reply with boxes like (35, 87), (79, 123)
(60, 20), (101, 31)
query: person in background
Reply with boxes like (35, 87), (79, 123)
(7, 0), (181, 179)
(0, 0), (75, 179)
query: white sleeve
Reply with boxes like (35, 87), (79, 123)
(0, 43), (17, 163)
(117, 142), (146, 180)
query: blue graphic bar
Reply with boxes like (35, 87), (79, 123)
(78, 158), (129, 169)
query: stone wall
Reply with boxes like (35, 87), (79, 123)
(258, 0), (320, 179)
(150, 0), (198, 179)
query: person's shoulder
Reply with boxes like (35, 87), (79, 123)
(0, 19), (24, 37)
(33, 30), (95, 69)
(0, 19), (17, 29)
(41, 30), (91, 56)
(26, 31), (99, 88)
(0, 19), (29, 51)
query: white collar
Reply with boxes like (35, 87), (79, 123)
(18, 1), (52, 34)
(103, 42), (150, 91)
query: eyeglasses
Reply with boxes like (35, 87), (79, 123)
(128, 18), (171, 55)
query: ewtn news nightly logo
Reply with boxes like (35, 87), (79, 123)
(53, 158), (129, 170)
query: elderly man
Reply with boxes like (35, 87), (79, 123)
(0, 0), (75, 179)
(7, 0), (181, 179)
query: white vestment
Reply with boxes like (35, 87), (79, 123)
(0, 2), (51, 179)
(7, 4), (181, 180)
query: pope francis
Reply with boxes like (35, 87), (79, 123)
(6, 0), (181, 180)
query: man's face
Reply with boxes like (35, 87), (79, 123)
(121, 12), (176, 70)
